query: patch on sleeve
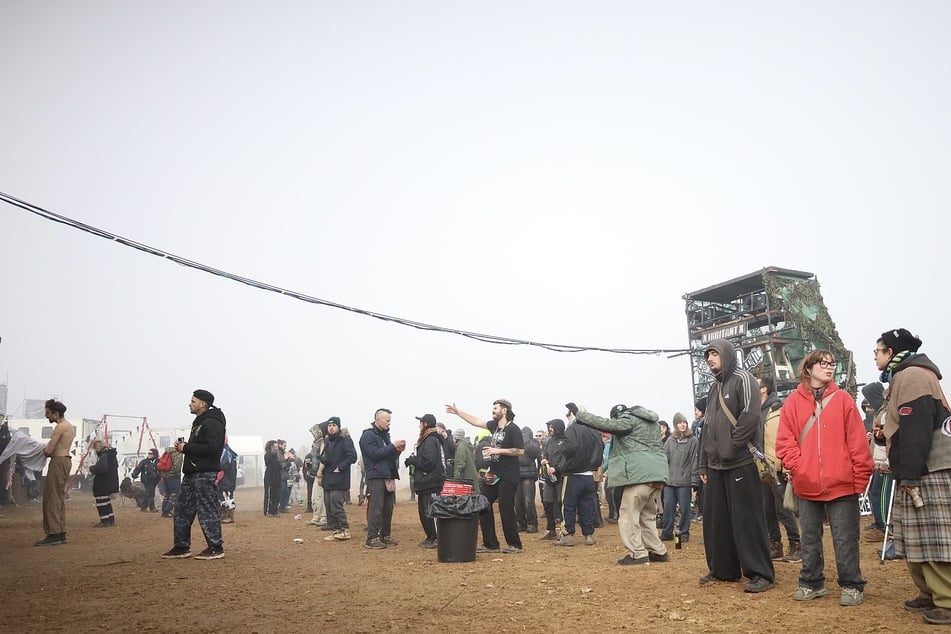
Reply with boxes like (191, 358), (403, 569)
(899, 406), (914, 416)
(942, 416), (951, 438)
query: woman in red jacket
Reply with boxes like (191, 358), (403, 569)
(776, 350), (874, 607)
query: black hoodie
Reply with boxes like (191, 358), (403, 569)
(699, 338), (761, 472)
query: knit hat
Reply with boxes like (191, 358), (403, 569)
(324, 416), (341, 426)
(672, 412), (688, 425)
(452, 428), (466, 441)
(881, 328), (922, 355)
(694, 397), (707, 413)
(416, 414), (437, 428)
(193, 389), (215, 406)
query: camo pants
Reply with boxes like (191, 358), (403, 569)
(173, 472), (222, 549)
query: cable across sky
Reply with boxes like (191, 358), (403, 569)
(1, 190), (688, 356)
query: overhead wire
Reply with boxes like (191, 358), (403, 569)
(1, 190), (689, 356)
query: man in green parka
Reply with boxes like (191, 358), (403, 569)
(567, 402), (669, 565)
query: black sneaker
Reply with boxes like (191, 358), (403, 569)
(194, 546), (224, 560)
(365, 538), (386, 550)
(34, 534), (66, 547)
(743, 576), (775, 593)
(904, 596), (937, 612)
(618, 554), (649, 566)
(699, 573), (740, 585)
(539, 530), (557, 540)
(648, 551), (670, 562)
(476, 545), (501, 554)
(419, 539), (438, 549)
(380, 536), (399, 546)
(502, 546), (523, 554)
(161, 546), (192, 559)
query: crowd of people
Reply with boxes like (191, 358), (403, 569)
(16, 327), (951, 626)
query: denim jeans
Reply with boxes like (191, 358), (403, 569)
(798, 494), (865, 591)
(515, 478), (538, 529)
(662, 485), (692, 538)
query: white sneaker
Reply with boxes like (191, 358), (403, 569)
(840, 587), (864, 606)
(792, 586), (828, 601)
(332, 529), (351, 541)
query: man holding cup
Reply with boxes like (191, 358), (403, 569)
(446, 399), (524, 553)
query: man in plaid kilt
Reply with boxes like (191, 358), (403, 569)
(877, 328), (951, 626)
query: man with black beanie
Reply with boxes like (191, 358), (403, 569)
(162, 389), (226, 560)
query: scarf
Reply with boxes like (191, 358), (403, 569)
(415, 427), (441, 449)
(880, 350), (915, 383)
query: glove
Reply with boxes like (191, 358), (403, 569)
(565, 402), (578, 415)
(404, 454), (417, 468)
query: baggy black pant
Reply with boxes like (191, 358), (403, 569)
(702, 463), (774, 582)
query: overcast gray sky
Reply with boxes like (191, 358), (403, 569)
(2, 2), (949, 449)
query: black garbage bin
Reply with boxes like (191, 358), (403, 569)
(428, 494), (488, 563)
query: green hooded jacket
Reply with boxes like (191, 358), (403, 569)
(575, 406), (668, 487)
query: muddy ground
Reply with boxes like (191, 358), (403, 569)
(0, 486), (932, 633)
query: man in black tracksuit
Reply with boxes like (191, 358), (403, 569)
(548, 408), (603, 546)
(162, 389), (226, 560)
(699, 339), (774, 592)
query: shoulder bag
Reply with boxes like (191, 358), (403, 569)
(717, 387), (777, 485)
(783, 392), (836, 513)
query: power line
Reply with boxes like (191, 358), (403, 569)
(1, 191), (688, 355)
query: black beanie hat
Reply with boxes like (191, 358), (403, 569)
(881, 328), (922, 355)
(695, 397), (707, 413)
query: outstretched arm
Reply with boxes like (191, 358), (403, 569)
(445, 403), (487, 429)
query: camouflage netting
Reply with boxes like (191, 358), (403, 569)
(764, 271), (857, 397)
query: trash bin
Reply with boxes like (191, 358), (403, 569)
(428, 494), (488, 563)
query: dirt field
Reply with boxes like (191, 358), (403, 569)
(0, 486), (933, 633)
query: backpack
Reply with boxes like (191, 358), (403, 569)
(157, 451), (173, 474)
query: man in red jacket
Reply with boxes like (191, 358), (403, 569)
(776, 350), (873, 606)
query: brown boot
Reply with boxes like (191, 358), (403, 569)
(782, 541), (802, 563)
(769, 540), (784, 560)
